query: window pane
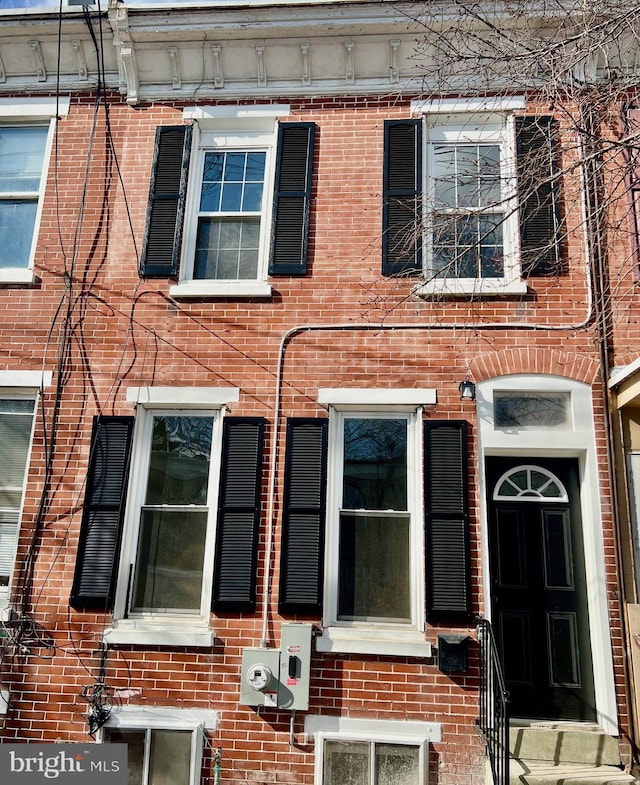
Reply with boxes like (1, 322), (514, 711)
(0, 200), (38, 268)
(0, 409), (34, 489)
(148, 729), (192, 785)
(338, 513), (411, 622)
(103, 729), (145, 785)
(145, 416), (213, 505)
(494, 393), (570, 428)
(132, 509), (207, 612)
(376, 744), (420, 785)
(0, 513), (19, 586)
(194, 217), (260, 280)
(324, 741), (368, 785)
(433, 145), (456, 207)
(342, 418), (407, 511)
(0, 126), (47, 192)
(200, 150), (265, 214)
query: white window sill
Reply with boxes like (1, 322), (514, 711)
(414, 278), (528, 298)
(316, 627), (433, 657)
(169, 280), (273, 299)
(103, 623), (214, 648)
(0, 269), (37, 285)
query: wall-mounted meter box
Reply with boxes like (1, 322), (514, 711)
(240, 648), (281, 707)
(279, 623), (312, 710)
(240, 624), (313, 710)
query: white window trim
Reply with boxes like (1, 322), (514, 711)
(317, 394), (430, 657)
(306, 715), (441, 785)
(0, 371), (49, 609)
(106, 387), (238, 648)
(171, 105), (289, 299)
(411, 102), (528, 299)
(0, 99), (69, 285)
(100, 706), (218, 785)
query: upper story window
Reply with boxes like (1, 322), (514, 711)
(70, 388), (265, 647)
(0, 126), (48, 272)
(382, 98), (562, 296)
(426, 115), (512, 285)
(139, 106), (315, 298)
(0, 98), (69, 284)
(194, 147), (266, 281)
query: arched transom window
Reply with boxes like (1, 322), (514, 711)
(493, 465), (568, 502)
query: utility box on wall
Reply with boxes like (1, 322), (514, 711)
(239, 648), (281, 707)
(278, 623), (312, 710)
(240, 623), (313, 710)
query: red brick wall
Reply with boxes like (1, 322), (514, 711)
(0, 93), (630, 784)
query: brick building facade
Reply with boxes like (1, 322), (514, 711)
(0, 2), (639, 785)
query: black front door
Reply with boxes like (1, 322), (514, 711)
(486, 457), (596, 721)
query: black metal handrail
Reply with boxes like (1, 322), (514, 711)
(477, 617), (510, 785)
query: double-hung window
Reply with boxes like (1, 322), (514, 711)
(140, 106), (315, 297)
(278, 390), (473, 657)
(0, 395), (36, 606)
(72, 387), (266, 647)
(426, 115), (513, 286)
(333, 412), (418, 625)
(0, 98), (68, 283)
(128, 411), (219, 617)
(193, 146), (267, 282)
(382, 98), (561, 295)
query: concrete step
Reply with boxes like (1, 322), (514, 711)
(510, 759), (638, 785)
(509, 727), (622, 766)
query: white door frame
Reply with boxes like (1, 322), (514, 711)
(476, 374), (617, 734)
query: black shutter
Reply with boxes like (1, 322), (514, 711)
(516, 116), (562, 276)
(70, 416), (134, 610)
(212, 418), (265, 612)
(382, 119), (422, 276)
(279, 418), (328, 614)
(140, 125), (192, 278)
(269, 122), (315, 275)
(424, 420), (471, 622)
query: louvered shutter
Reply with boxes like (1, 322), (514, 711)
(140, 125), (192, 278)
(279, 418), (327, 614)
(424, 420), (471, 622)
(516, 116), (562, 276)
(382, 119), (422, 276)
(212, 418), (264, 612)
(269, 122), (315, 275)
(70, 416), (134, 610)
